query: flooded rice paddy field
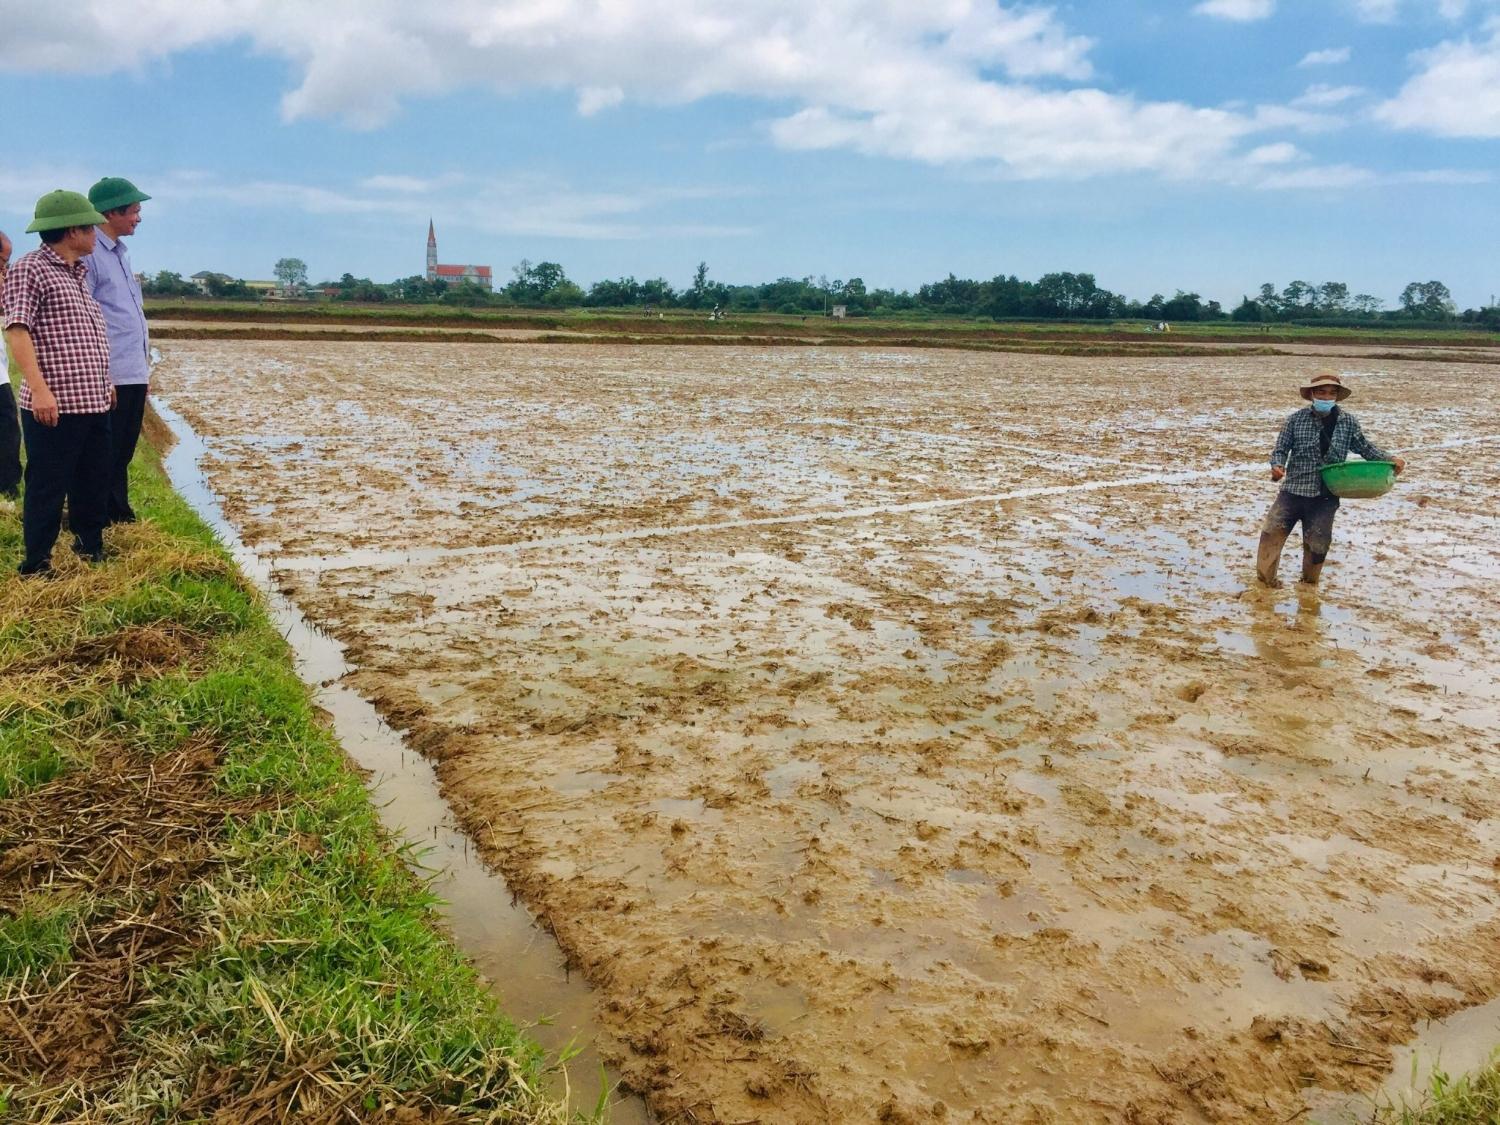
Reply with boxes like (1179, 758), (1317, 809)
(158, 342), (1500, 1123)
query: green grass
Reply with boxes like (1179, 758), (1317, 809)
(0, 900), (79, 978)
(1371, 1057), (1500, 1123)
(0, 414), (574, 1120)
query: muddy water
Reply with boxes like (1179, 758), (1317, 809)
(153, 400), (650, 1123)
(157, 343), (1500, 1123)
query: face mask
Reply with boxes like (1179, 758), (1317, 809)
(1311, 398), (1336, 414)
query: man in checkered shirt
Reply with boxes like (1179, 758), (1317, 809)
(1256, 371), (1406, 588)
(2, 190), (116, 576)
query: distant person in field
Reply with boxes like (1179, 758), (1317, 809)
(2, 190), (114, 576)
(84, 177), (152, 525)
(0, 229), (22, 507)
(1256, 371), (1405, 588)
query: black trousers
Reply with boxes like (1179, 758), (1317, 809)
(19, 409), (111, 574)
(108, 384), (149, 524)
(0, 383), (21, 498)
(1261, 490), (1340, 559)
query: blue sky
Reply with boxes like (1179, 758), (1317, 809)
(1, 0), (1496, 309)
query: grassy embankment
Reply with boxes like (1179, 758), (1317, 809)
(0, 403), (572, 1120)
(1374, 1064), (1500, 1124)
(144, 300), (1500, 358)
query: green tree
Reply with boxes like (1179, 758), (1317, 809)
(1162, 290), (1206, 321)
(543, 279), (586, 307)
(1315, 281), (1349, 314)
(918, 273), (983, 313)
(1231, 296), (1263, 322)
(506, 260), (571, 303)
(144, 270), (195, 296)
(274, 257), (308, 290)
(586, 277), (641, 306)
(1281, 280), (1314, 313)
(639, 277), (676, 306)
(1034, 272), (1099, 316)
(1398, 280), (1455, 319)
(392, 275), (442, 301)
(1256, 283), (1282, 319)
(977, 274), (1030, 319)
(683, 261), (711, 308)
(440, 279), (491, 306)
(205, 274), (253, 299)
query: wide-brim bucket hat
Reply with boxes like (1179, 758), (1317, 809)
(1300, 371), (1352, 401)
(88, 177), (151, 213)
(25, 190), (107, 233)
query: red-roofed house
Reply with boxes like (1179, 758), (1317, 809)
(426, 220), (493, 291)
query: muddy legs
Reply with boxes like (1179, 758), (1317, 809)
(1256, 527), (1291, 587)
(1300, 545), (1326, 586)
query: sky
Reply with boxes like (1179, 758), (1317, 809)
(1, 0), (1497, 310)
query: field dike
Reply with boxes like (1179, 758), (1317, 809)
(0, 414), (577, 1121)
(148, 339), (1500, 1123)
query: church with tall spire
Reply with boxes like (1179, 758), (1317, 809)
(425, 220), (493, 291)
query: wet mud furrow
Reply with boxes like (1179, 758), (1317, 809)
(159, 342), (1500, 1122)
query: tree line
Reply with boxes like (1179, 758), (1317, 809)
(141, 259), (1499, 327)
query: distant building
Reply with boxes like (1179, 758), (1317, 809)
(426, 220), (492, 291)
(831, 304), (847, 320)
(188, 271), (274, 298)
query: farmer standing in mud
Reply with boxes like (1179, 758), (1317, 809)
(2, 191), (115, 576)
(84, 177), (152, 526)
(1256, 371), (1404, 587)
(0, 229), (22, 509)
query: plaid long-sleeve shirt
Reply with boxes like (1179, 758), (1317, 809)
(2, 244), (112, 414)
(1270, 405), (1393, 498)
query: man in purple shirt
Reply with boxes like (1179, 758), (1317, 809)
(85, 177), (152, 525)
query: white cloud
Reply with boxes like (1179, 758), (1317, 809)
(577, 86), (625, 115)
(1351, 0), (1401, 22)
(1259, 163), (1376, 188)
(0, 0), (1432, 186)
(1254, 163), (1489, 189)
(1394, 167), (1492, 182)
(142, 168), (755, 241)
(361, 174), (457, 194)
(1350, 0), (1476, 21)
(1375, 27), (1500, 136)
(1248, 103), (1344, 132)
(1193, 0), (1275, 20)
(1299, 47), (1352, 66)
(1292, 83), (1366, 107)
(1245, 142), (1304, 164)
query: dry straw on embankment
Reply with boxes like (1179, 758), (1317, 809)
(0, 427), (572, 1121)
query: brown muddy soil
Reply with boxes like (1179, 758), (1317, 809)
(157, 342), (1500, 1123)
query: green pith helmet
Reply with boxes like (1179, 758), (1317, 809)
(25, 190), (108, 234)
(88, 176), (151, 214)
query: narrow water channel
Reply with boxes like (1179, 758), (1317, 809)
(153, 398), (650, 1123)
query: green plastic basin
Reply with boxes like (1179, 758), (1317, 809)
(1320, 460), (1397, 499)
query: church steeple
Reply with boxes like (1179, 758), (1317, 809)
(426, 219), (438, 280)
